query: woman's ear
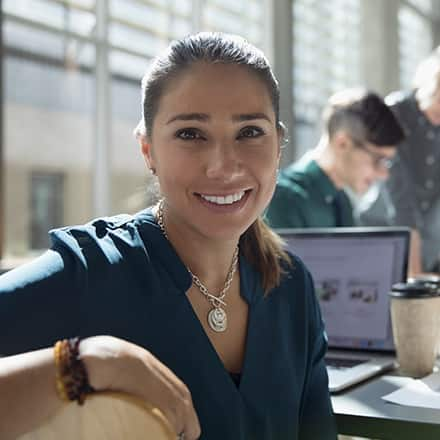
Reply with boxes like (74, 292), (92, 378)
(139, 136), (156, 174)
(277, 121), (288, 149)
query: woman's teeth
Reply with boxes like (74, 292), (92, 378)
(200, 191), (245, 205)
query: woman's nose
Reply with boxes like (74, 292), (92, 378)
(205, 143), (242, 180)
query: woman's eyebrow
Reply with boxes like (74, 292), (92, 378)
(232, 112), (271, 122)
(166, 113), (209, 124)
(166, 112), (271, 124)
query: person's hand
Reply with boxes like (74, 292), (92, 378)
(80, 335), (201, 440)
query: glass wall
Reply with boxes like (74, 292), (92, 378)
(1, 0), (440, 261)
(292, 0), (362, 155)
(3, 0), (96, 258)
(399, 3), (434, 89)
(1, 0), (266, 260)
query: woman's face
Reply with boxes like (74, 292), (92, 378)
(142, 62), (280, 242)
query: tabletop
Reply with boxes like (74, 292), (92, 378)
(332, 374), (440, 439)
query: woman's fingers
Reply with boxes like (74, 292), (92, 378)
(140, 351), (201, 439)
(81, 336), (200, 439)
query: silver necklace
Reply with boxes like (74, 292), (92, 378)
(156, 200), (239, 332)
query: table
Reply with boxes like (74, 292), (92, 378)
(331, 374), (440, 439)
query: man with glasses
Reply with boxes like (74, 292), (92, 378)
(265, 89), (405, 229)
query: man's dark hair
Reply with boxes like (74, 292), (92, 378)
(323, 88), (405, 146)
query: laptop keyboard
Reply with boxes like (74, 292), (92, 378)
(325, 356), (369, 369)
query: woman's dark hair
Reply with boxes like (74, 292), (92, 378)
(136, 32), (291, 294)
(138, 32), (283, 139)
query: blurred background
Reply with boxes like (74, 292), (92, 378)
(0, 0), (439, 264)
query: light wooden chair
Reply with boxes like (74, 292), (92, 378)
(18, 391), (175, 440)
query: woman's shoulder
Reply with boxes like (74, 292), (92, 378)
(278, 251), (314, 294)
(48, 208), (158, 264)
(282, 250), (308, 274)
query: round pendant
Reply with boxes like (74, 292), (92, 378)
(207, 307), (227, 332)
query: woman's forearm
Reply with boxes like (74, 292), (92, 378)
(0, 347), (63, 439)
(0, 336), (201, 439)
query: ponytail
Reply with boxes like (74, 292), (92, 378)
(240, 217), (292, 295)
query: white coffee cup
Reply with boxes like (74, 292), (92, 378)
(389, 282), (440, 378)
(407, 276), (440, 356)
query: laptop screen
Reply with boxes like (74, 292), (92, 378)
(277, 227), (410, 352)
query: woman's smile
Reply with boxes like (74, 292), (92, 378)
(195, 189), (252, 213)
(199, 190), (246, 205)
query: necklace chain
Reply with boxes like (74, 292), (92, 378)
(155, 200), (239, 332)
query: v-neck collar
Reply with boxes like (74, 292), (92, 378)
(136, 208), (265, 305)
(136, 208), (265, 392)
(181, 256), (264, 394)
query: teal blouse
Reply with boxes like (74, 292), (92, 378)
(0, 208), (337, 440)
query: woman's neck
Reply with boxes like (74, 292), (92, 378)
(155, 204), (240, 291)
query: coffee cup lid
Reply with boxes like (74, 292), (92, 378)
(389, 282), (439, 298)
(407, 275), (440, 287)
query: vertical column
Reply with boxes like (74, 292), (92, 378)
(267, 0), (295, 165)
(432, 3), (440, 47)
(0, 0), (4, 258)
(94, 0), (110, 217)
(360, 0), (400, 95)
(192, 0), (203, 32)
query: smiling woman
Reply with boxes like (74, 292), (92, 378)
(142, 62), (280, 241)
(0, 33), (337, 440)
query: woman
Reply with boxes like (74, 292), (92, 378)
(0, 32), (336, 439)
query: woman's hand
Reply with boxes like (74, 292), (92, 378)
(80, 336), (201, 440)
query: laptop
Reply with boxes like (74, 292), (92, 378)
(277, 227), (410, 393)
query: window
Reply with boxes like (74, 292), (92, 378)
(406, 0), (433, 15)
(292, 0), (361, 155)
(3, 1), (96, 257)
(30, 172), (64, 250)
(399, 4), (433, 89)
(202, 0), (264, 48)
(1, 0), (267, 260)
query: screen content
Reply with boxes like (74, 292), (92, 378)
(284, 234), (407, 351)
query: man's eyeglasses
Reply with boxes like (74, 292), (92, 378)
(351, 139), (395, 170)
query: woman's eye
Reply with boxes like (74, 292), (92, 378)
(238, 126), (264, 139)
(175, 128), (203, 140)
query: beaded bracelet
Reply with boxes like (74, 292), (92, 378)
(54, 337), (94, 405)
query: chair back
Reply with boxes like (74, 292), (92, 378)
(18, 391), (175, 440)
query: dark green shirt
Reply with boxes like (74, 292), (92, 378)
(0, 208), (336, 440)
(266, 158), (354, 228)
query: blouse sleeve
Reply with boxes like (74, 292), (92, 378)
(298, 267), (337, 440)
(0, 241), (86, 356)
